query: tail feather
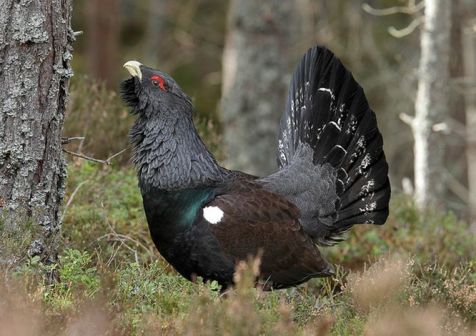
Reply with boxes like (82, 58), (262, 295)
(277, 45), (391, 244)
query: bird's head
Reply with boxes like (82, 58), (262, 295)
(121, 61), (191, 116)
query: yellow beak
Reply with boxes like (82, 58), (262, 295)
(123, 60), (143, 80)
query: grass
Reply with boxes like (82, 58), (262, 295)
(2, 162), (475, 335)
(2, 79), (475, 335)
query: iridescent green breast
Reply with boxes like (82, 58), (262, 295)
(142, 187), (215, 231)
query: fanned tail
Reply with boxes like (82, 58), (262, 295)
(277, 46), (391, 245)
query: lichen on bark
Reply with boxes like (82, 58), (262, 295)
(0, 0), (73, 270)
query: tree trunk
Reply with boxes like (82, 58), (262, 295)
(221, 0), (307, 175)
(0, 0), (73, 272)
(446, 0), (468, 209)
(463, 20), (476, 232)
(86, 0), (119, 88)
(144, 0), (167, 67)
(413, 0), (451, 208)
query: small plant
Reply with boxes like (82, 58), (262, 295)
(44, 249), (100, 310)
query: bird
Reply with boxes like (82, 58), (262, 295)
(121, 45), (391, 290)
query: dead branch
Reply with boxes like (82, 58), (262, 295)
(363, 0), (425, 38)
(61, 180), (89, 222)
(432, 122), (450, 134)
(63, 146), (130, 165)
(399, 112), (415, 128)
(61, 136), (85, 145)
(362, 0), (424, 16)
(388, 16), (425, 38)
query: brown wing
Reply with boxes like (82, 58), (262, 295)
(206, 180), (334, 289)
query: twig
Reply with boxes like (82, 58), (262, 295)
(104, 147), (131, 163)
(432, 122), (450, 134)
(96, 233), (152, 256)
(362, 1), (424, 16)
(63, 149), (110, 164)
(388, 16), (424, 38)
(61, 180), (88, 223)
(61, 136), (85, 145)
(106, 243), (121, 268)
(63, 146), (131, 165)
(399, 112), (415, 128)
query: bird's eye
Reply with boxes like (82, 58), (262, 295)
(150, 75), (166, 91)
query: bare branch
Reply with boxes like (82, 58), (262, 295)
(399, 112), (415, 128)
(388, 16), (424, 38)
(63, 149), (110, 164)
(61, 180), (88, 223)
(104, 147), (131, 163)
(63, 146), (131, 165)
(432, 117), (469, 138)
(61, 136), (85, 145)
(97, 233), (152, 257)
(362, 1), (424, 16)
(432, 122), (450, 134)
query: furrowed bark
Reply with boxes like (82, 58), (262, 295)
(0, 0), (73, 272)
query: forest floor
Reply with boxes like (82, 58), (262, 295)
(2, 78), (476, 335)
(1, 162), (475, 335)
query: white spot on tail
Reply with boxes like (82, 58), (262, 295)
(203, 206), (224, 224)
(335, 145), (347, 154)
(361, 179), (375, 194)
(329, 121), (342, 131)
(318, 87), (335, 99)
(359, 201), (377, 213)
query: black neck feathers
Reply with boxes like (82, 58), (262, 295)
(130, 102), (229, 192)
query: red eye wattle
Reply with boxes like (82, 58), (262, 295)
(150, 75), (166, 91)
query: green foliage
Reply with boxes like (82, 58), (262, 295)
(327, 194), (476, 267)
(61, 161), (152, 267)
(3, 164), (475, 334)
(113, 261), (203, 333)
(44, 249), (100, 310)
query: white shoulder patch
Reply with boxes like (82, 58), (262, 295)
(203, 206), (224, 224)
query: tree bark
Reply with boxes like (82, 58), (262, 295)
(221, 0), (307, 175)
(463, 20), (476, 232)
(446, 0), (468, 208)
(86, 0), (119, 88)
(413, 0), (451, 208)
(0, 0), (73, 271)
